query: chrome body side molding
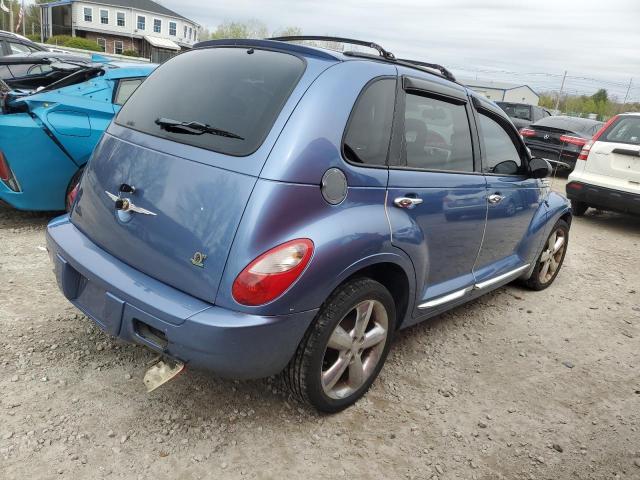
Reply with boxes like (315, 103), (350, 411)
(418, 264), (530, 309)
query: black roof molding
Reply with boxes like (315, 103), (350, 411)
(193, 39), (340, 61)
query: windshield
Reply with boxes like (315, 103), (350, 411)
(115, 47), (306, 157)
(497, 103), (531, 121)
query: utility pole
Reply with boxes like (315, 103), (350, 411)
(554, 70), (567, 113)
(622, 78), (633, 108)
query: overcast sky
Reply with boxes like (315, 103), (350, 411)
(161, 0), (640, 101)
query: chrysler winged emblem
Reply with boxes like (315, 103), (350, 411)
(105, 191), (157, 216)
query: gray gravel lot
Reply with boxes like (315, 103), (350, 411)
(1, 178), (639, 479)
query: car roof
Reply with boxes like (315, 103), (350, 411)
(194, 37), (458, 84)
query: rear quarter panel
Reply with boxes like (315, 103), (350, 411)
(0, 113), (78, 210)
(215, 181), (416, 318)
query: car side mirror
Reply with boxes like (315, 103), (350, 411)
(529, 157), (552, 179)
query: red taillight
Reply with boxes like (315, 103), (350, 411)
(232, 239), (314, 306)
(559, 135), (588, 147)
(0, 151), (20, 192)
(0, 151), (10, 181)
(577, 140), (593, 161)
(67, 183), (80, 211)
(519, 128), (536, 137)
(577, 115), (619, 161)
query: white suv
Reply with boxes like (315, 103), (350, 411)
(566, 113), (640, 216)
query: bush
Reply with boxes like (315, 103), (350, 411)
(46, 35), (102, 52)
(121, 49), (140, 57)
(26, 34), (42, 43)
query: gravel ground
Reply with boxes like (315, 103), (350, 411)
(1, 178), (639, 480)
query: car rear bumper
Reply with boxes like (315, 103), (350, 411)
(46, 216), (317, 379)
(526, 143), (579, 169)
(566, 181), (640, 215)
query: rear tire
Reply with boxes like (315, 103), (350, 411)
(283, 278), (395, 413)
(524, 219), (569, 291)
(571, 200), (588, 217)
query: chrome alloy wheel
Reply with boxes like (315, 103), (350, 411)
(321, 300), (388, 400)
(538, 227), (567, 284)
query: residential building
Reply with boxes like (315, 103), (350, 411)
(40, 0), (200, 62)
(463, 79), (540, 106)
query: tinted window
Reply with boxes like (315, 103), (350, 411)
(403, 93), (473, 172)
(497, 103), (531, 121)
(602, 116), (640, 145)
(343, 79), (395, 166)
(478, 113), (523, 174)
(114, 78), (144, 106)
(116, 48), (305, 157)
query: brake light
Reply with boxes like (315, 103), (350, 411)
(559, 135), (587, 147)
(519, 128), (536, 137)
(232, 239), (314, 306)
(577, 115), (619, 161)
(0, 151), (20, 192)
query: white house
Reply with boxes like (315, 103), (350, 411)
(463, 79), (540, 106)
(40, 0), (200, 62)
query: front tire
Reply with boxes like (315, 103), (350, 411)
(283, 278), (396, 413)
(524, 219), (569, 291)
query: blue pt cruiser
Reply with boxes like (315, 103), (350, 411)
(47, 37), (571, 412)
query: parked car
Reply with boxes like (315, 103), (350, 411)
(46, 37), (571, 412)
(0, 60), (155, 211)
(566, 113), (640, 216)
(0, 53), (93, 90)
(496, 101), (551, 129)
(0, 30), (46, 56)
(520, 115), (604, 171)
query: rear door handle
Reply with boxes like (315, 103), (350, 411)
(488, 194), (504, 204)
(394, 196), (423, 209)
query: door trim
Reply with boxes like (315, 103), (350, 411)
(418, 263), (530, 309)
(418, 287), (471, 309)
(474, 264), (530, 290)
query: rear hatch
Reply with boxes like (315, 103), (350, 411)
(585, 115), (640, 187)
(70, 46), (310, 304)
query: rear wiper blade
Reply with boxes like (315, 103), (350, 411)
(155, 117), (244, 140)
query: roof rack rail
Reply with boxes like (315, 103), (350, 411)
(268, 36), (396, 59)
(396, 58), (457, 82)
(268, 36), (457, 83)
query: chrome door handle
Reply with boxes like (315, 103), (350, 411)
(487, 194), (504, 204)
(394, 196), (423, 209)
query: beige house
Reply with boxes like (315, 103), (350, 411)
(40, 0), (200, 62)
(464, 80), (540, 106)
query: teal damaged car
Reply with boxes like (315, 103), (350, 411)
(0, 55), (156, 211)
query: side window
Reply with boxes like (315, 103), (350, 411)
(114, 78), (144, 106)
(343, 78), (396, 167)
(403, 93), (474, 172)
(8, 42), (31, 55)
(478, 113), (524, 175)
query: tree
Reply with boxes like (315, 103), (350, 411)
(591, 89), (608, 105)
(275, 26), (302, 37)
(209, 19), (269, 40)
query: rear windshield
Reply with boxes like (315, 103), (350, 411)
(497, 103), (531, 121)
(601, 116), (640, 146)
(534, 116), (603, 135)
(115, 48), (306, 157)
